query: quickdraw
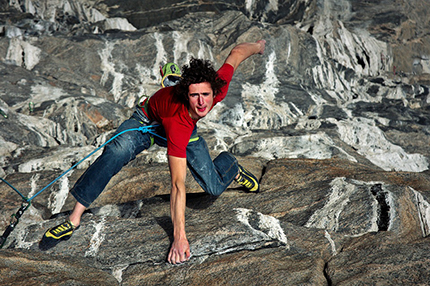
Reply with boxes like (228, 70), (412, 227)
(0, 201), (30, 248)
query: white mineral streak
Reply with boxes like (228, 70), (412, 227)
(93, 204), (122, 218)
(309, 0), (391, 106)
(245, 0), (255, 18)
(42, 98), (95, 145)
(385, 190), (396, 231)
(239, 51), (297, 130)
(85, 217), (107, 257)
(6, 38), (41, 70)
(5, 25), (22, 38)
(306, 178), (353, 231)
(412, 188), (430, 237)
(103, 18), (137, 32)
(0, 137), (18, 157)
(315, 5), (389, 77)
(305, 178), (379, 235)
(386, 84), (407, 101)
(250, 133), (355, 161)
(286, 39), (292, 65)
(153, 32), (168, 75)
(28, 173), (41, 199)
(154, 150), (168, 163)
(86, 7), (106, 23)
(198, 107), (241, 152)
(18, 146), (99, 173)
(172, 31), (191, 63)
(13, 227), (34, 250)
(192, 33), (214, 63)
(11, 83), (67, 113)
(245, 0), (278, 21)
(112, 265), (128, 283)
(99, 42), (125, 103)
(311, 41), (351, 98)
(302, 85), (328, 107)
(335, 117), (429, 172)
(421, 54), (430, 74)
(134, 62), (153, 99)
(235, 208), (288, 246)
(267, 0), (279, 12)
(11, 206), (45, 249)
(324, 230), (337, 256)
(15, 113), (59, 148)
(48, 171), (72, 214)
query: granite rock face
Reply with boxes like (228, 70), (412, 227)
(1, 0), (430, 285)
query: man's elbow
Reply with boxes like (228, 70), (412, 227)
(230, 45), (247, 59)
(171, 181), (186, 194)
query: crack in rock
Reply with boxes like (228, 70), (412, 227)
(324, 230), (337, 256)
(370, 183), (391, 231)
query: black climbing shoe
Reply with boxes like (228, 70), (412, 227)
(39, 220), (78, 251)
(236, 165), (260, 193)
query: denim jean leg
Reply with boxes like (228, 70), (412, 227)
(71, 117), (153, 207)
(186, 136), (239, 196)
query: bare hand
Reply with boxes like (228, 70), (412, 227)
(257, 39), (266, 54)
(168, 237), (191, 264)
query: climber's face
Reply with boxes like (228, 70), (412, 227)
(187, 82), (214, 120)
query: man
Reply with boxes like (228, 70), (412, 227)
(40, 40), (266, 264)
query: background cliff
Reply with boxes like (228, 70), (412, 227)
(1, 0), (430, 285)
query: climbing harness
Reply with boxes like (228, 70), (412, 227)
(0, 124), (164, 248)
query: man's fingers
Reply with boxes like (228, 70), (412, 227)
(168, 238), (190, 264)
(168, 249), (189, 264)
(257, 39), (266, 54)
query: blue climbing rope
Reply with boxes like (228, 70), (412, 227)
(1, 124), (163, 202)
(27, 124), (163, 202)
(0, 177), (28, 202)
(0, 124), (164, 247)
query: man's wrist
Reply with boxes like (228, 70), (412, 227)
(173, 230), (187, 240)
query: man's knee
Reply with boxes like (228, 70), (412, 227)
(104, 136), (136, 162)
(204, 186), (223, 197)
(214, 151), (238, 172)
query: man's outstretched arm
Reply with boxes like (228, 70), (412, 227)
(224, 40), (266, 71)
(167, 155), (191, 264)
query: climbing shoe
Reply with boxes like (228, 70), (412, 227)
(236, 165), (260, 193)
(39, 220), (78, 251)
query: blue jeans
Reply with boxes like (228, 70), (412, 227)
(71, 112), (239, 208)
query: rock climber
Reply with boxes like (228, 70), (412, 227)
(39, 39), (266, 265)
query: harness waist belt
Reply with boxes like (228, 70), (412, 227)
(136, 98), (151, 124)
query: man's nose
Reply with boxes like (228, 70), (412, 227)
(198, 95), (204, 104)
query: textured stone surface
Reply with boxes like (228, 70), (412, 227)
(0, 248), (118, 285)
(1, 0), (430, 285)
